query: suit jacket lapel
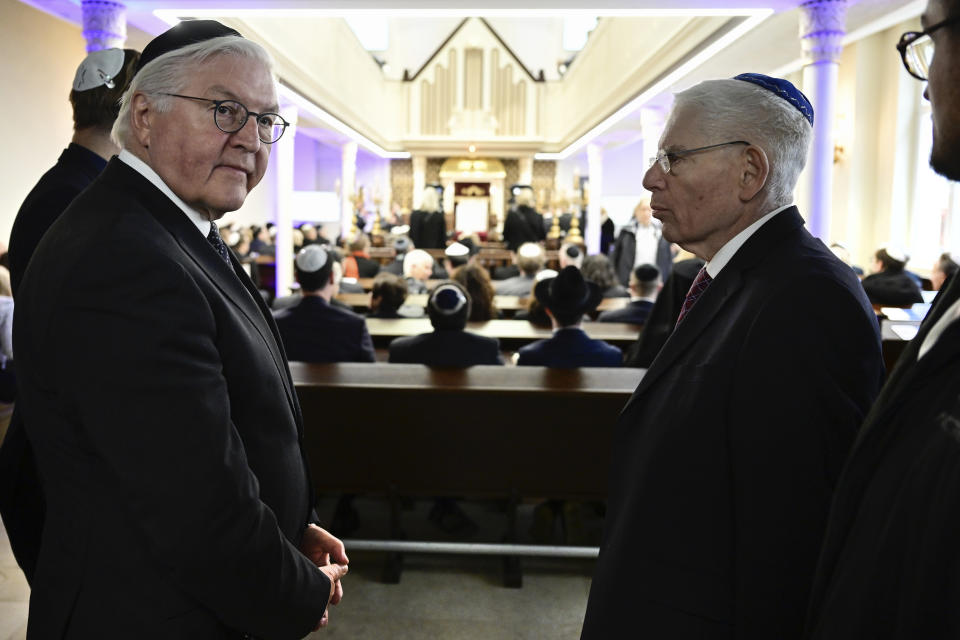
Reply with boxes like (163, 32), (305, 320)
(107, 161), (301, 427)
(625, 207), (805, 405)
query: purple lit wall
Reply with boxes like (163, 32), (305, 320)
(293, 134), (340, 192)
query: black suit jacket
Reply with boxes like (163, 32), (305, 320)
(0, 143), (107, 584)
(581, 208), (884, 639)
(597, 299), (654, 325)
(409, 210), (447, 249)
(389, 329), (502, 366)
(860, 270), (923, 307)
(503, 206), (546, 251)
(14, 160), (329, 639)
(517, 328), (622, 368)
(805, 268), (960, 639)
(274, 296), (376, 364)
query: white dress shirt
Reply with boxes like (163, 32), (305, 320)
(705, 203), (794, 278)
(118, 149), (212, 237)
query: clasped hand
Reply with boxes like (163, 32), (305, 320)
(300, 524), (349, 630)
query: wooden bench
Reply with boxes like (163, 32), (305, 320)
(293, 362), (641, 585)
(337, 293), (631, 319)
(362, 318), (641, 351)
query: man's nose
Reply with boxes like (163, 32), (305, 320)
(642, 163), (664, 191)
(232, 115), (262, 150)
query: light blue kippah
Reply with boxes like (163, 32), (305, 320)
(733, 73), (814, 126)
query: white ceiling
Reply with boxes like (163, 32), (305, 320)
(20, 0), (924, 156)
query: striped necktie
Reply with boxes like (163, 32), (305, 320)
(676, 266), (713, 326)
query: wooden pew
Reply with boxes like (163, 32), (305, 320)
(363, 318), (642, 350)
(293, 362), (640, 584)
(293, 362), (638, 498)
(337, 293), (631, 317)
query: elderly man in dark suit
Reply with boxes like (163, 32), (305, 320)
(275, 245), (376, 363)
(13, 21), (346, 638)
(389, 281), (502, 366)
(805, 2), (960, 636)
(517, 266), (621, 368)
(580, 74), (884, 639)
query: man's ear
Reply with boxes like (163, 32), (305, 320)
(129, 92), (155, 150)
(738, 145), (769, 202)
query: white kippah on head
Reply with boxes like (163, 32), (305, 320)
(518, 243), (542, 258)
(73, 48), (125, 91)
(445, 242), (469, 257)
(392, 224), (410, 236)
(883, 245), (909, 263)
(535, 269), (559, 282)
(295, 245), (328, 272)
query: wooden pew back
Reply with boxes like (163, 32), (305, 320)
(293, 363), (640, 499)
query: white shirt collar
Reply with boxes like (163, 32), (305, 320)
(118, 149), (212, 237)
(705, 203), (793, 278)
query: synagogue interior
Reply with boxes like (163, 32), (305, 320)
(0, 0), (946, 638)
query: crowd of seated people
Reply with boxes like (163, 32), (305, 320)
(241, 214), (957, 374)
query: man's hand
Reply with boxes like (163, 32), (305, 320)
(301, 524), (349, 629)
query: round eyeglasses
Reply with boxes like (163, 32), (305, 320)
(161, 93), (290, 144)
(649, 141), (750, 175)
(897, 16), (960, 81)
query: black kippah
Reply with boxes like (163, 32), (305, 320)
(136, 20), (242, 76)
(566, 245), (581, 258)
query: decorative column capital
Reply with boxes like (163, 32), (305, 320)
(81, 0), (126, 52)
(799, 0), (848, 65)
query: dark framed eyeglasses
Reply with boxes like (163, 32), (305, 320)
(161, 93), (290, 144)
(649, 141), (750, 175)
(897, 16), (960, 81)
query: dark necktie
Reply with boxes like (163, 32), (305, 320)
(206, 221), (232, 266)
(676, 266), (713, 326)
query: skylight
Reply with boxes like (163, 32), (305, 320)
(346, 17), (389, 51)
(562, 16), (598, 51)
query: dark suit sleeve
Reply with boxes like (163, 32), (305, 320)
(56, 253), (329, 639)
(358, 321), (376, 362)
(727, 278), (882, 639)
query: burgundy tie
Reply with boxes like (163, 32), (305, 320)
(676, 267), (713, 326)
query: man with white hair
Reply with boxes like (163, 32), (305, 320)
(580, 74), (884, 639)
(403, 248), (435, 294)
(13, 21), (345, 638)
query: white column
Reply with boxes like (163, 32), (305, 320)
(586, 143), (603, 255)
(412, 155), (427, 210)
(800, 0), (847, 240)
(274, 107), (298, 297)
(518, 156), (534, 186)
(341, 142), (358, 239)
(81, 0), (126, 51)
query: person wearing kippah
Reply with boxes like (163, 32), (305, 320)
(274, 245), (376, 364)
(580, 75), (884, 639)
(597, 263), (662, 325)
(11, 21), (346, 637)
(388, 281), (502, 366)
(0, 47), (140, 587)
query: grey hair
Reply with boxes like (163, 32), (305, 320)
(420, 187), (440, 212)
(111, 34), (275, 148)
(403, 249), (434, 278)
(671, 78), (812, 208)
